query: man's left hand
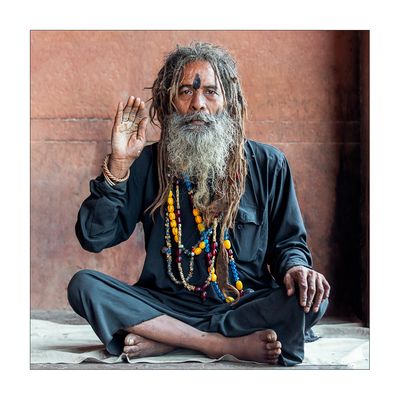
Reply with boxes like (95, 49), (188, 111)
(283, 266), (330, 313)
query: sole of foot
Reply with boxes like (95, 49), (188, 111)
(123, 333), (175, 358)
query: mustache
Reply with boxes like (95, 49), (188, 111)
(176, 111), (221, 125)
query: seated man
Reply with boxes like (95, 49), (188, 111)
(68, 42), (330, 366)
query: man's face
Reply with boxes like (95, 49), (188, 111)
(166, 60), (234, 208)
(172, 61), (225, 120)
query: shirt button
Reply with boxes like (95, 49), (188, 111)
(237, 224), (243, 230)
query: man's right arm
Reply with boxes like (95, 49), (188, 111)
(75, 174), (136, 253)
(76, 95), (149, 253)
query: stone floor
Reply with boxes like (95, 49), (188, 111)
(30, 310), (358, 370)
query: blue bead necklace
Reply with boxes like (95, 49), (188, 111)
(161, 176), (244, 303)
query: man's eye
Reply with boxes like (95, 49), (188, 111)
(207, 89), (218, 95)
(180, 89), (192, 95)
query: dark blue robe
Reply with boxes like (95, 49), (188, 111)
(68, 139), (328, 366)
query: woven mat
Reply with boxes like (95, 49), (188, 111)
(30, 319), (369, 368)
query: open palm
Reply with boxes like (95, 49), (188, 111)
(111, 96), (148, 161)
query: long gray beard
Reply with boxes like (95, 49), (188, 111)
(165, 110), (236, 211)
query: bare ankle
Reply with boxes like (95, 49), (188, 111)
(201, 332), (228, 358)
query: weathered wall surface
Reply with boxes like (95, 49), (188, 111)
(31, 31), (366, 318)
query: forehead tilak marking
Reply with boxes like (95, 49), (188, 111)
(193, 73), (201, 90)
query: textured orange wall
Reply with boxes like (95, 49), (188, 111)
(31, 31), (364, 317)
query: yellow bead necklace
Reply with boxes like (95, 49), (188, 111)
(161, 177), (244, 302)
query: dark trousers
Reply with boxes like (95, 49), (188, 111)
(67, 269), (328, 366)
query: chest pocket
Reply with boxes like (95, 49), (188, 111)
(230, 206), (262, 263)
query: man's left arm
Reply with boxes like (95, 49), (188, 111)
(266, 154), (330, 313)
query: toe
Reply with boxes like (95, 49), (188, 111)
(123, 345), (139, 355)
(124, 333), (137, 346)
(266, 347), (281, 358)
(265, 329), (277, 342)
(265, 340), (281, 350)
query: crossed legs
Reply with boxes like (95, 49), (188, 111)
(68, 269), (327, 366)
(122, 314), (282, 364)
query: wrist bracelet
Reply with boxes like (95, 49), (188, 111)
(103, 172), (116, 187)
(102, 154), (130, 185)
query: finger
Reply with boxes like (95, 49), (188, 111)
(305, 273), (317, 312)
(135, 100), (147, 122)
(123, 96), (135, 121)
(137, 117), (148, 142)
(322, 278), (331, 299)
(312, 275), (324, 312)
(283, 273), (295, 297)
(128, 97), (141, 122)
(297, 271), (308, 308)
(113, 101), (124, 129)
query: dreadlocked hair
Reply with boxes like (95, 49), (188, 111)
(145, 42), (248, 302)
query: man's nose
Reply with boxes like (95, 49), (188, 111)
(190, 91), (207, 111)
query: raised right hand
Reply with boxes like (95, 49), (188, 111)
(109, 96), (149, 178)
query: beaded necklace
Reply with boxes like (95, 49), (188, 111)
(161, 176), (244, 303)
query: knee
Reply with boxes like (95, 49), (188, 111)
(283, 289), (329, 314)
(287, 292), (329, 319)
(67, 269), (98, 308)
(263, 288), (307, 325)
(281, 289), (305, 314)
(287, 292), (308, 322)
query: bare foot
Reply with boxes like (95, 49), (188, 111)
(123, 333), (175, 358)
(207, 329), (282, 364)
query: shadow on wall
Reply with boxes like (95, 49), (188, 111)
(328, 31), (365, 321)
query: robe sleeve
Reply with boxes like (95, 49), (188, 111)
(266, 155), (312, 284)
(75, 149), (152, 253)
